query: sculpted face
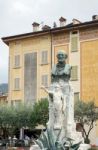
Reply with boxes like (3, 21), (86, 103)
(57, 51), (67, 63)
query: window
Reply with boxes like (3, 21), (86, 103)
(41, 51), (48, 64)
(42, 75), (48, 87)
(11, 100), (21, 107)
(70, 31), (78, 52)
(14, 55), (20, 67)
(14, 78), (20, 90)
(74, 92), (79, 102)
(71, 66), (78, 81)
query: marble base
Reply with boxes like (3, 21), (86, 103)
(78, 144), (91, 150)
(30, 144), (40, 150)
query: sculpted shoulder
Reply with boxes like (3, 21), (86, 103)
(51, 64), (72, 75)
(64, 64), (72, 75)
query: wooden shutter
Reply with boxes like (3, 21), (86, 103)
(15, 55), (20, 67)
(71, 66), (78, 80)
(41, 51), (48, 64)
(74, 92), (79, 102)
(14, 78), (20, 90)
(71, 31), (78, 52)
(42, 75), (48, 87)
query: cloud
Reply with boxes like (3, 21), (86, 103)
(11, 1), (34, 15)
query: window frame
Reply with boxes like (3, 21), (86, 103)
(70, 66), (78, 81)
(70, 31), (79, 52)
(14, 55), (20, 68)
(74, 92), (79, 102)
(14, 78), (20, 90)
(11, 100), (22, 107)
(41, 51), (48, 65)
(41, 75), (48, 87)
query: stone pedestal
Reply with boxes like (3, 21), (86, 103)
(78, 144), (91, 150)
(47, 82), (83, 145)
(30, 145), (40, 150)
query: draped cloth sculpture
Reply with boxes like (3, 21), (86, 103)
(43, 50), (83, 143)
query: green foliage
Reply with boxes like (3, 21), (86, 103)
(74, 100), (98, 143)
(0, 104), (34, 137)
(14, 104), (33, 128)
(0, 104), (34, 128)
(36, 128), (81, 150)
(30, 99), (49, 127)
(0, 99), (49, 137)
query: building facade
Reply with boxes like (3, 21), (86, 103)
(2, 16), (98, 144)
(2, 16), (98, 106)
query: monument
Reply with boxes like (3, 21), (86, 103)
(34, 50), (90, 149)
(43, 50), (83, 143)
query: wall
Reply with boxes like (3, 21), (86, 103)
(9, 34), (51, 103)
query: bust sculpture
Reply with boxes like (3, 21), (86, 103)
(51, 50), (72, 82)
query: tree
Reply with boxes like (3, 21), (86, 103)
(14, 104), (33, 129)
(30, 99), (49, 127)
(0, 104), (34, 138)
(0, 105), (16, 138)
(74, 100), (98, 144)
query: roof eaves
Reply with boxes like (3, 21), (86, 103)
(2, 20), (98, 45)
(2, 30), (50, 45)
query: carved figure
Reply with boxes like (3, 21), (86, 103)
(42, 84), (66, 130)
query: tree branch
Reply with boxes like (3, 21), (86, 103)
(80, 123), (87, 137)
(87, 120), (94, 136)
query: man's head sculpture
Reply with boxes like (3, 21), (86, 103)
(51, 50), (71, 82)
(57, 50), (68, 63)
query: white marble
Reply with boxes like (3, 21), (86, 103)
(30, 144), (40, 150)
(43, 80), (83, 144)
(78, 144), (91, 150)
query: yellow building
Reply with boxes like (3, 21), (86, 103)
(2, 16), (98, 106)
(2, 16), (98, 144)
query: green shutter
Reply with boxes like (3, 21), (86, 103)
(71, 36), (78, 52)
(71, 66), (78, 80)
(74, 92), (79, 102)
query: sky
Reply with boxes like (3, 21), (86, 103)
(0, 0), (98, 83)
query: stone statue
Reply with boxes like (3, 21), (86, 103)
(42, 50), (83, 145)
(33, 50), (87, 149)
(42, 84), (66, 130)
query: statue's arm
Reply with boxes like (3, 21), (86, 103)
(41, 86), (54, 97)
(41, 86), (49, 93)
